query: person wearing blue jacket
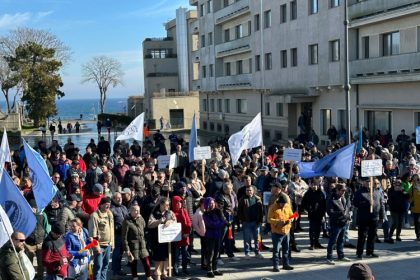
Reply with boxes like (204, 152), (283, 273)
(65, 218), (91, 280)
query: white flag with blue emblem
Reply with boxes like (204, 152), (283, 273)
(23, 140), (57, 213)
(117, 112), (145, 141)
(228, 113), (263, 165)
(0, 171), (36, 237)
(188, 112), (198, 162)
(0, 204), (13, 247)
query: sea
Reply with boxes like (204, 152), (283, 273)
(0, 98), (127, 120)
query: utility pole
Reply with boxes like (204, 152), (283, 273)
(344, 0), (352, 144)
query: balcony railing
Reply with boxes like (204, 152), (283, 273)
(214, 0), (250, 25)
(144, 54), (177, 59)
(152, 91), (199, 98)
(350, 52), (420, 79)
(144, 37), (173, 42)
(216, 74), (252, 90)
(349, 0), (419, 20)
(146, 73), (178, 77)
(215, 36), (251, 58)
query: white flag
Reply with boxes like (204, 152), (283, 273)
(117, 112), (145, 141)
(0, 204), (13, 247)
(228, 113), (263, 165)
(0, 129), (11, 182)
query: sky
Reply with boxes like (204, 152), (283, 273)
(0, 0), (192, 99)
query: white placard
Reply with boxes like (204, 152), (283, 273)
(263, 192), (271, 206)
(158, 222), (182, 243)
(194, 146), (211, 161)
(361, 159), (383, 177)
(157, 153), (177, 169)
(283, 148), (302, 162)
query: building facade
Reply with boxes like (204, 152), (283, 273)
(142, 8), (200, 129)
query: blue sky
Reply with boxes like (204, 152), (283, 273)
(0, 0), (192, 99)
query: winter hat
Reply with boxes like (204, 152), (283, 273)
(93, 183), (104, 193)
(347, 263), (374, 280)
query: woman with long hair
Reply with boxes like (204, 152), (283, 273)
(64, 218), (90, 280)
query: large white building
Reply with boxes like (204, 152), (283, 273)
(186, 0), (420, 144)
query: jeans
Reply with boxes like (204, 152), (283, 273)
(381, 216), (390, 240)
(172, 244), (190, 273)
(205, 237), (221, 272)
(243, 222), (260, 255)
(344, 223), (350, 244)
(389, 212), (404, 238)
(93, 245), (111, 280)
(112, 234), (123, 275)
(309, 218), (322, 246)
(271, 233), (290, 268)
(327, 224), (346, 260)
(356, 219), (377, 256)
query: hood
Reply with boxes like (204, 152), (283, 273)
(172, 195), (183, 212)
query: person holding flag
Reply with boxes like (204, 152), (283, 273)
(0, 231), (31, 280)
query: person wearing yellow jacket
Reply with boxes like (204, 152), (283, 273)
(268, 195), (294, 272)
(409, 174), (420, 240)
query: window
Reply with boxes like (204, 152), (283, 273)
(280, 4), (287, 23)
(309, 0), (318, 14)
(207, 0), (213, 13)
(148, 48), (172, 58)
(265, 102), (270, 116)
(235, 24), (243, 39)
(225, 99), (230, 113)
(208, 32), (213, 45)
(330, 0), (340, 8)
(224, 124), (230, 134)
(237, 99), (247, 114)
(209, 64), (214, 77)
(290, 0), (297, 20)
(291, 48), (298, 67)
(236, 60), (243, 74)
(210, 99), (215, 112)
(202, 65), (206, 78)
(201, 35), (205, 48)
(200, 4), (205, 17)
(264, 10), (271, 28)
(210, 122), (215, 131)
(366, 111), (391, 136)
(383, 32), (400, 56)
(320, 109), (332, 135)
(217, 99), (222, 113)
(223, 0), (229, 7)
(217, 124), (222, 132)
(275, 131), (283, 140)
(193, 62), (200, 80)
(255, 55), (261, 71)
(265, 53), (272, 70)
(281, 50), (287, 68)
(254, 14), (260, 31)
(225, 62), (231, 76)
(202, 99), (208, 112)
(309, 44), (318, 65)
(248, 58), (252, 73)
(202, 121), (208, 130)
(415, 112), (420, 127)
(337, 109), (346, 130)
(362, 36), (369, 59)
(330, 40), (340, 61)
(263, 130), (271, 140)
(248, 21), (252, 36)
(224, 29), (230, 42)
(276, 103), (284, 116)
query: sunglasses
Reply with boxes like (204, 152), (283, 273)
(14, 239), (25, 243)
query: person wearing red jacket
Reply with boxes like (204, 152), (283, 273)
(171, 195), (192, 276)
(42, 223), (71, 280)
(82, 183), (104, 215)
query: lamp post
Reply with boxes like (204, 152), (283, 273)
(344, 0), (351, 144)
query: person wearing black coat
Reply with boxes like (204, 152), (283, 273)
(301, 180), (326, 250)
(387, 180), (409, 243)
(110, 192), (129, 277)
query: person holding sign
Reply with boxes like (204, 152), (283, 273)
(353, 177), (386, 259)
(147, 198), (176, 280)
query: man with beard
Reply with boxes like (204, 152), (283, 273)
(0, 231), (31, 280)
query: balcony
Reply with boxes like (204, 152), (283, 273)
(349, 0), (419, 20)
(214, 0), (250, 25)
(189, 0), (198, 6)
(350, 52), (420, 83)
(216, 74), (252, 90)
(144, 37), (173, 42)
(215, 36), (251, 58)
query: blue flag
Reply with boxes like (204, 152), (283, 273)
(357, 125), (363, 152)
(23, 140), (57, 213)
(0, 171), (36, 237)
(189, 112), (198, 162)
(298, 143), (356, 179)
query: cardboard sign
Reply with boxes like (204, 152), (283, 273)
(158, 222), (182, 243)
(157, 153), (177, 169)
(194, 146), (211, 161)
(263, 192), (271, 206)
(283, 148), (302, 162)
(361, 159), (383, 177)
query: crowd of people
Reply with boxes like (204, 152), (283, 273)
(0, 126), (418, 280)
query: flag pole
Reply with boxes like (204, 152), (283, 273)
(0, 219), (28, 280)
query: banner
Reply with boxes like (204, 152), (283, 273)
(0, 204), (13, 247)
(228, 113), (263, 165)
(188, 112), (198, 162)
(23, 141), (57, 213)
(117, 112), (145, 141)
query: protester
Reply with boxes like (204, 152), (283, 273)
(347, 263), (375, 280)
(42, 223), (70, 280)
(0, 231), (31, 280)
(64, 218), (90, 280)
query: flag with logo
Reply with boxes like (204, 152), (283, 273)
(23, 140), (57, 213)
(298, 143), (357, 179)
(0, 171), (36, 237)
(117, 112), (145, 141)
(188, 112), (198, 162)
(228, 113), (263, 165)
(0, 204), (13, 247)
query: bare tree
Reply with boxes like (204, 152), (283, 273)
(81, 56), (124, 114)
